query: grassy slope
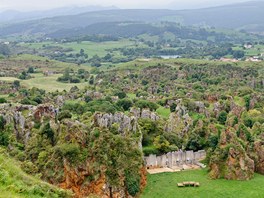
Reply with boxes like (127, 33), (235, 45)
(0, 74), (88, 92)
(0, 148), (71, 198)
(141, 169), (264, 198)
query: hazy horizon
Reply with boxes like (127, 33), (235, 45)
(0, 0), (261, 12)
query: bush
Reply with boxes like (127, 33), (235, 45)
(41, 123), (55, 145)
(21, 160), (38, 174)
(70, 77), (81, 83)
(27, 67), (34, 73)
(143, 147), (159, 156)
(153, 135), (170, 153)
(58, 110), (72, 121)
(20, 98), (38, 106)
(218, 111), (227, 125)
(0, 116), (6, 130)
(58, 143), (81, 163)
(32, 96), (43, 104)
(135, 100), (159, 111)
(116, 99), (133, 111)
(86, 100), (118, 114)
(115, 91), (126, 99)
(125, 171), (140, 197)
(0, 98), (7, 103)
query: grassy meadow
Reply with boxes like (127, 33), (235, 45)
(141, 169), (264, 198)
(21, 39), (139, 58)
(0, 73), (89, 92)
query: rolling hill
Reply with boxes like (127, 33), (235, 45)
(0, 1), (264, 37)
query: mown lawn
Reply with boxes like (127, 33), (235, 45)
(141, 169), (264, 198)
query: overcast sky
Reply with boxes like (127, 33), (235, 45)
(0, 0), (259, 11)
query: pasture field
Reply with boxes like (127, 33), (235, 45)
(0, 73), (88, 92)
(20, 39), (140, 58)
(141, 169), (264, 198)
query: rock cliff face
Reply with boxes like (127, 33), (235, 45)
(164, 100), (193, 138)
(60, 159), (147, 198)
(253, 141), (264, 174)
(209, 128), (255, 180)
(130, 108), (159, 121)
(0, 104), (146, 198)
(93, 112), (138, 134)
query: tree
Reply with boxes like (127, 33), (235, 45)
(13, 80), (20, 88)
(153, 135), (170, 153)
(0, 116), (5, 130)
(115, 91), (126, 99)
(58, 110), (72, 121)
(27, 67), (34, 73)
(0, 98), (7, 103)
(89, 75), (94, 85)
(0, 44), (10, 56)
(218, 111), (227, 125)
(232, 50), (245, 59)
(41, 123), (55, 145)
(116, 99), (133, 111)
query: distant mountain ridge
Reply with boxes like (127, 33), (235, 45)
(0, 1), (264, 37)
(0, 5), (119, 24)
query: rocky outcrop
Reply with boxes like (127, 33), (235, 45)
(130, 108), (159, 121)
(93, 112), (138, 134)
(230, 101), (246, 118)
(60, 159), (146, 198)
(194, 101), (206, 114)
(253, 141), (264, 174)
(33, 104), (58, 122)
(164, 100), (193, 137)
(209, 128), (255, 180)
(86, 91), (103, 99)
(213, 102), (224, 118)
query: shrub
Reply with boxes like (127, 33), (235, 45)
(58, 143), (81, 163)
(135, 100), (158, 111)
(153, 135), (170, 153)
(41, 123), (55, 145)
(218, 111), (227, 125)
(21, 160), (38, 174)
(125, 171), (140, 197)
(70, 77), (81, 83)
(143, 147), (159, 156)
(58, 110), (72, 121)
(0, 98), (7, 103)
(116, 99), (133, 111)
(20, 98), (38, 106)
(115, 91), (126, 99)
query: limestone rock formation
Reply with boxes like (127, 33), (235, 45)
(130, 108), (159, 121)
(164, 100), (193, 138)
(93, 112), (138, 134)
(209, 128), (255, 180)
(253, 141), (264, 174)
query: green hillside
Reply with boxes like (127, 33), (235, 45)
(1, 1), (264, 37)
(0, 148), (71, 198)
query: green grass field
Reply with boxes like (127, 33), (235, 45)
(21, 39), (137, 58)
(0, 73), (88, 92)
(156, 107), (171, 119)
(141, 169), (264, 198)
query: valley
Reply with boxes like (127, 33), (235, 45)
(0, 1), (264, 198)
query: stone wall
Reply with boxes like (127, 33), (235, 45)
(144, 150), (206, 169)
